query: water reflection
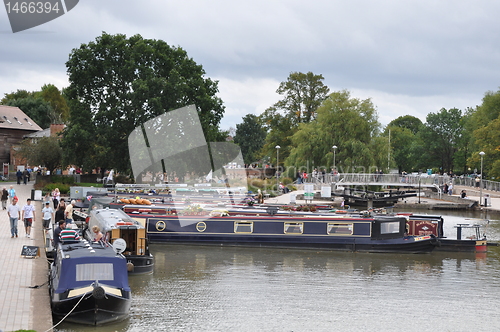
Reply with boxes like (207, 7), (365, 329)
(55, 211), (500, 332)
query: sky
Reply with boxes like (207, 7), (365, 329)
(1, 0), (500, 131)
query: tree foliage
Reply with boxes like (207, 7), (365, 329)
(62, 32), (226, 175)
(274, 71), (330, 125)
(418, 108), (464, 173)
(259, 72), (329, 166)
(5, 95), (53, 129)
(384, 115), (423, 172)
(233, 114), (267, 165)
(39, 84), (70, 123)
(2, 85), (69, 128)
(286, 90), (380, 172)
(18, 137), (62, 173)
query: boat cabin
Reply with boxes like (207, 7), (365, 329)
(86, 208), (154, 274)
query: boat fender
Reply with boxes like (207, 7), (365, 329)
(127, 262), (134, 272)
(92, 286), (106, 299)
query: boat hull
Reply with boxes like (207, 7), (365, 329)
(126, 254), (154, 274)
(51, 291), (131, 325)
(146, 216), (437, 253)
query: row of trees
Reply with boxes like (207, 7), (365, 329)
(2, 32), (499, 181)
(233, 72), (500, 180)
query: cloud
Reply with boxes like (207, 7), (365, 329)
(1, 0), (499, 131)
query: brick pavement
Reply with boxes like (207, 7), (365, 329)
(0, 182), (52, 332)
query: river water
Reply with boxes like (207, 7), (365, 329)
(55, 210), (500, 332)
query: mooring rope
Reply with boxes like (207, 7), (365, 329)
(43, 292), (87, 332)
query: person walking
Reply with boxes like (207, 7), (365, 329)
(8, 185), (16, 204)
(7, 197), (20, 238)
(22, 169), (29, 185)
(1, 187), (8, 210)
(52, 188), (60, 209)
(65, 200), (76, 224)
(21, 198), (36, 238)
(42, 202), (54, 230)
(16, 169), (22, 184)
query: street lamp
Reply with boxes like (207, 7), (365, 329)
(332, 145), (337, 169)
(276, 145), (280, 194)
(332, 145), (338, 183)
(480, 151), (485, 206)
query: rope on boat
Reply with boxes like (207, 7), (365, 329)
(44, 292), (87, 332)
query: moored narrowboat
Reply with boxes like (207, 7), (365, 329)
(146, 214), (438, 253)
(401, 213), (495, 252)
(85, 208), (154, 274)
(49, 239), (131, 325)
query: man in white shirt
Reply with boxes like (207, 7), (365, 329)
(65, 200), (75, 224)
(21, 198), (36, 238)
(7, 197), (21, 238)
(42, 202), (54, 230)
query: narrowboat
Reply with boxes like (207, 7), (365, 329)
(49, 239), (131, 325)
(145, 214), (438, 253)
(402, 213), (495, 253)
(85, 208), (154, 274)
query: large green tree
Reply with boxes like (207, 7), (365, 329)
(259, 72), (329, 166)
(385, 115), (423, 172)
(233, 114), (267, 165)
(286, 90), (380, 172)
(2, 85), (69, 128)
(62, 32), (226, 175)
(5, 95), (53, 129)
(38, 84), (70, 123)
(466, 90), (500, 178)
(18, 137), (62, 173)
(418, 108), (464, 173)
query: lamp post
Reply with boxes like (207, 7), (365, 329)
(332, 145), (337, 183)
(332, 145), (337, 169)
(276, 145), (280, 194)
(480, 151), (485, 206)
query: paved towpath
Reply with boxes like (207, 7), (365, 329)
(0, 182), (52, 332)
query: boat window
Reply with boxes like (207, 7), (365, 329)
(327, 223), (353, 235)
(234, 221), (253, 233)
(284, 222), (303, 234)
(380, 222), (400, 234)
(76, 263), (114, 281)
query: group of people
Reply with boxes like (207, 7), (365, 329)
(443, 183), (454, 195)
(3, 184), (96, 247)
(7, 197), (36, 238)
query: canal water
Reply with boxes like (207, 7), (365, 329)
(55, 210), (500, 332)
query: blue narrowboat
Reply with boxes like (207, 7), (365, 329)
(144, 214), (438, 253)
(49, 239), (131, 325)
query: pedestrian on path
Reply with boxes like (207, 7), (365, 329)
(52, 188), (60, 209)
(21, 198), (36, 238)
(16, 169), (22, 184)
(42, 202), (54, 230)
(7, 197), (20, 238)
(65, 200), (75, 224)
(8, 185), (16, 204)
(1, 187), (8, 210)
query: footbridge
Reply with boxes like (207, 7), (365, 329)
(299, 173), (500, 193)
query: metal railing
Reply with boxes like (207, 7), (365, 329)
(296, 173), (500, 192)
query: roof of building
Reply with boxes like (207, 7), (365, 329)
(24, 124), (66, 138)
(0, 105), (42, 131)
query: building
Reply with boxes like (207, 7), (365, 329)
(0, 105), (43, 165)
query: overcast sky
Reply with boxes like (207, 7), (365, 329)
(1, 0), (499, 130)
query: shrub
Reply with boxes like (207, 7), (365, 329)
(43, 183), (71, 195)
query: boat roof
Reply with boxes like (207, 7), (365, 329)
(89, 208), (143, 231)
(59, 240), (121, 259)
